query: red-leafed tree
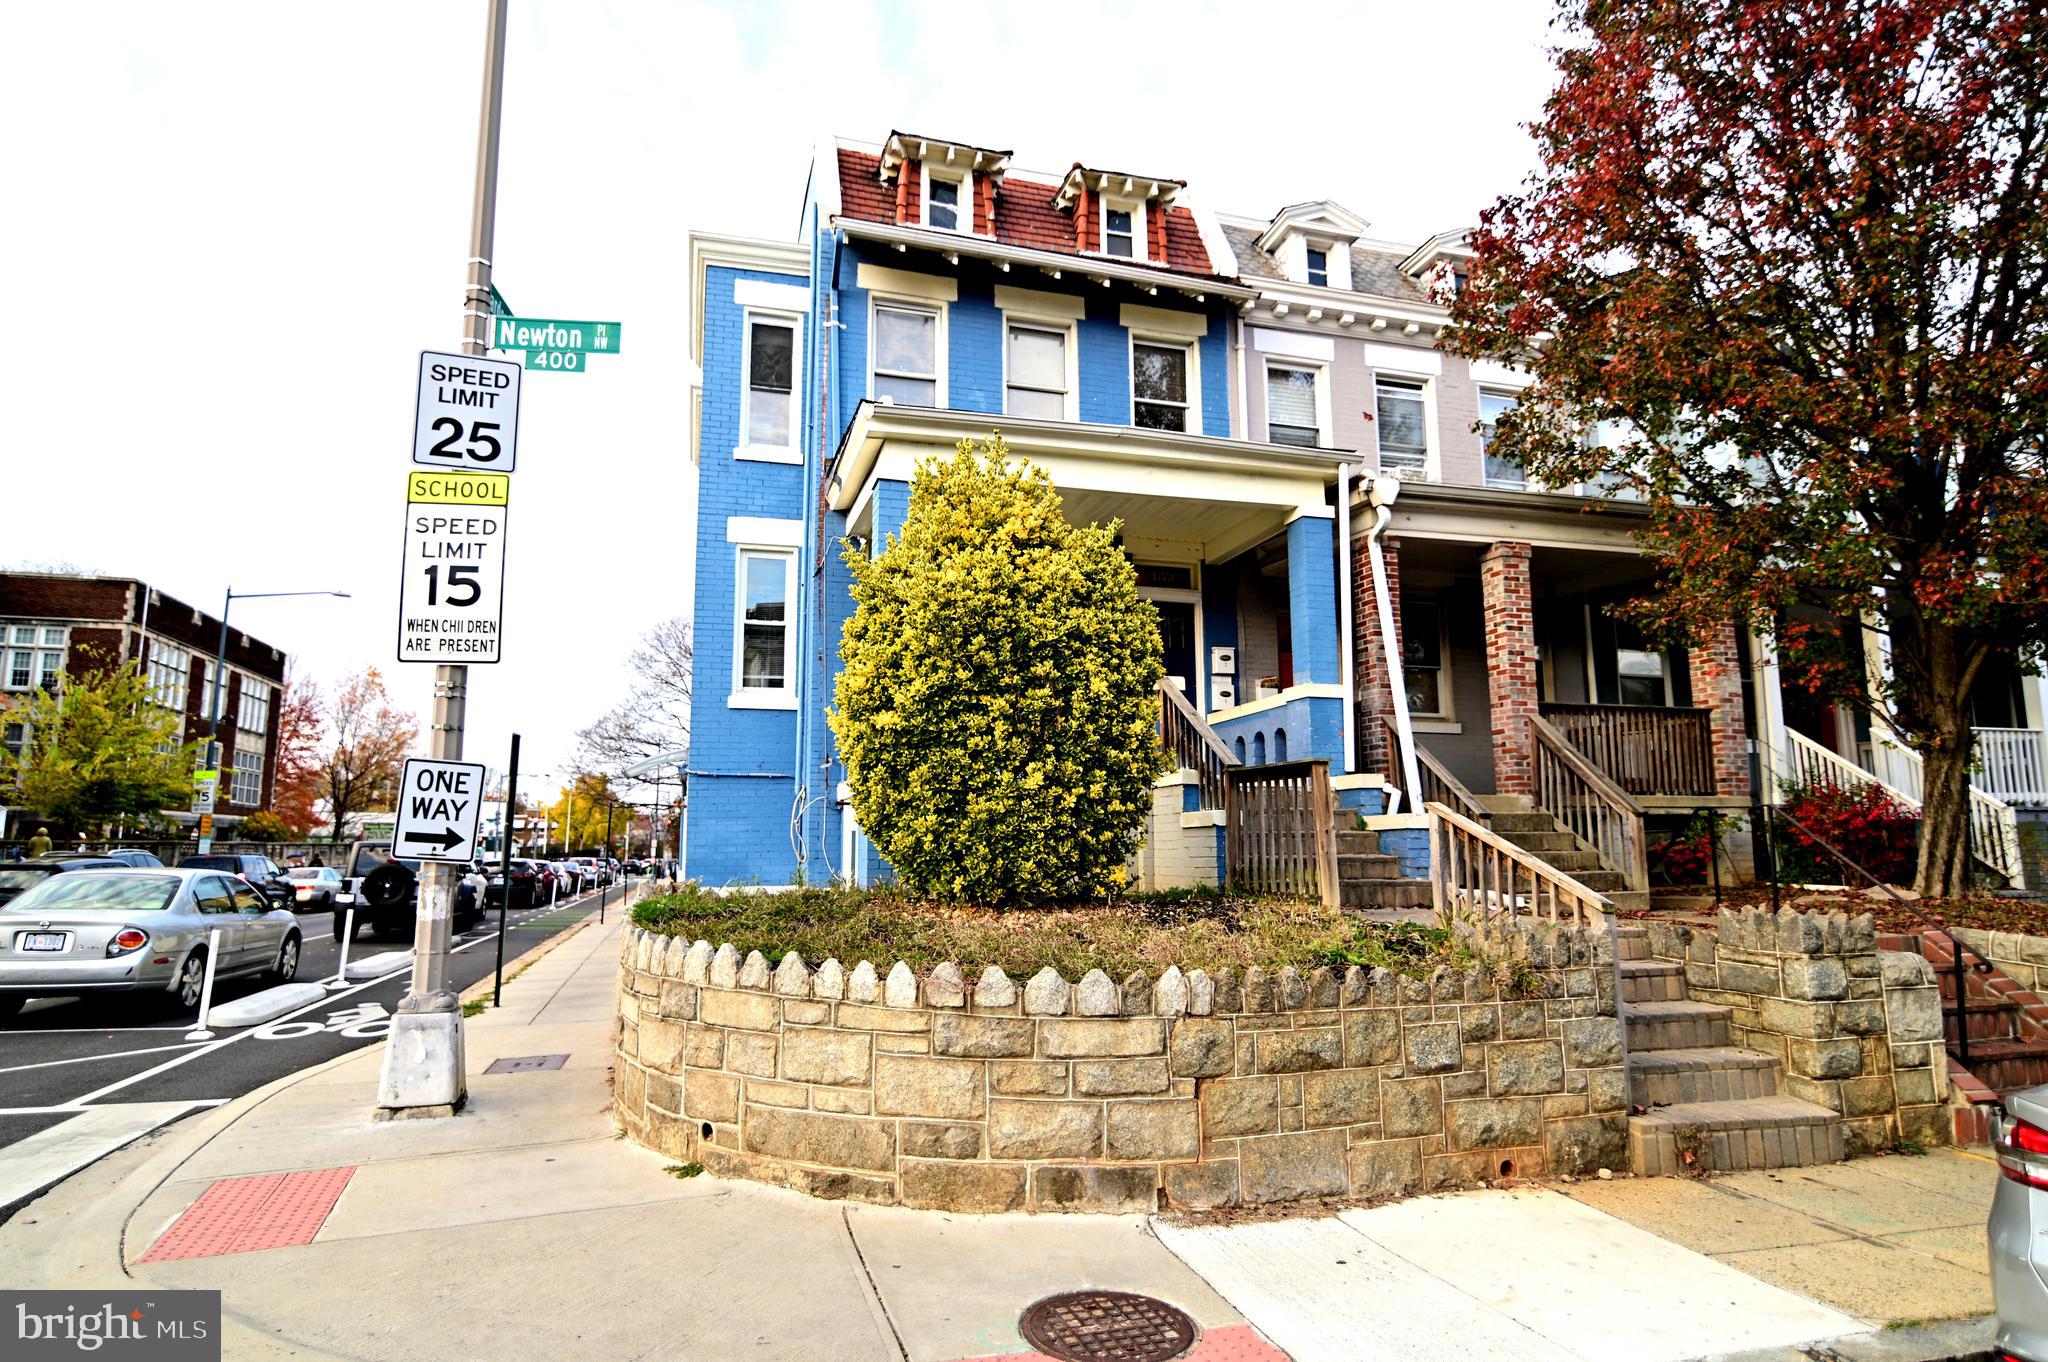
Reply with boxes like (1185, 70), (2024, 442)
(271, 665), (324, 836)
(1450, 0), (2048, 895)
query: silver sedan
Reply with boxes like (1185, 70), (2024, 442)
(0, 867), (303, 1022)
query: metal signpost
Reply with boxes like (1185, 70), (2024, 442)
(378, 0), (508, 1121)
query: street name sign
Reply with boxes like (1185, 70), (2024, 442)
(493, 316), (621, 355)
(397, 471), (509, 664)
(522, 348), (588, 372)
(413, 350), (522, 473)
(393, 758), (486, 863)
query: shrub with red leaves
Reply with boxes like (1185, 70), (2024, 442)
(1776, 780), (1918, 886)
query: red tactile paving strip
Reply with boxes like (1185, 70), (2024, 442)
(948, 1323), (1290, 1362)
(139, 1167), (356, 1262)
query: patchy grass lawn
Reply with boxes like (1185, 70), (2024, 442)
(631, 883), (1469, 980)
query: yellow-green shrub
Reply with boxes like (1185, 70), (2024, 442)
(830, 435), (1164, 905)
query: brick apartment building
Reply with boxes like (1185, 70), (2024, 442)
(0, 573), (288, 836)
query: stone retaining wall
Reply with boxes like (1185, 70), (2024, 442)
(1642, 907), (1947, 1151)
(612, 921), (1629, 1213)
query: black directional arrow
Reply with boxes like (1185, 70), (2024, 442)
(400, 826), (465, 852)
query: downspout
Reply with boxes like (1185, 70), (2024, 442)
(1334, 464), (1355, 775)
(1365, 479), (1424, 810)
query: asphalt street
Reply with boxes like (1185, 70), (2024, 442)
(0, 878), (639, 1215)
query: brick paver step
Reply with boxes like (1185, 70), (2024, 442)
(1629, 1046), (1779, 1106)
(1615, 925), (1650, 962)
(1619, 959), (1686, 1004)
(1625, 1000), (1734, 1051)
(1628, 1096), (1843, 1175)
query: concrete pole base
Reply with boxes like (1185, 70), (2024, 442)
(374, 1009), (468, 1116)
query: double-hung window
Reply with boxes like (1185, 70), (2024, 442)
(1615, 620), (1670, 706)
(147, 641), (190, 709)
(1102, 201), (1139, 259)
(1375, 376), (1428, 471)
(925, 173), (963, 231)
(1305, 247), (1329, 287)
(734, 549), (795, 704)
(237, 678), (272, 735)
(3, 722), (24, 760)
(1479, 390), (1523, 488)
(1402, 599), (1447, 717)
(5, 626), (64, 692)
(231, 749), (263, 806)
(1132, 342), (1191, 432)
(1004, 322), (1069, 419)
(1265, 363), (1321, 448)
(743, 315), (797, 453)
(873, 303), (940, 407)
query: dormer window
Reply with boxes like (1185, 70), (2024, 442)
(1102, 199), (1142, 259)
(925, 170), (965, 232)
(1306, 248), (1328, 288)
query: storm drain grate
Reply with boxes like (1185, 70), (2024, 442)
(484, 1053), (569, 1073)
(1019, 1291), (1197, 1362)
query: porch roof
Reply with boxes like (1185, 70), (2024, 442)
(1353, 478), (1653, 554)
(832, 401), (1351, 563)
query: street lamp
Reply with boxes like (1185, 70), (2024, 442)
(198, 587), (351, 853)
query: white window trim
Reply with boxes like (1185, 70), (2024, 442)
(236, 675), (273, 735)
(1305, 244), (1329, 288)
(1098, 196), (1147, 263)
(1000, 313), (1079, 422)
(230, 748), (264, 805)
(1128, 333), (1202, 436)
(1478, 387), (1526, 491)
(1137, 577), (1206, 709)
(730, 545), (799, 711)
(868, 295), (948, 408)
(920, 163), (971, 234)
(3, 623), (66, 693)
(736, 308), (804, 465)
(1372, 372), (1435, 478)
(1403, 596), (1455, 723)
(1263, 359), (1330, 449)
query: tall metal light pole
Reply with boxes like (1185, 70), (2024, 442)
(197, 588), (350, 854)
(377, 0), (508, 1120)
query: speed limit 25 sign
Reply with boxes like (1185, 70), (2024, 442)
(397, 471), (509, 664)
(413, 350), (521, 473)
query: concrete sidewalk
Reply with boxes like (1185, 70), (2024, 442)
(0, 909), (1998, 1362)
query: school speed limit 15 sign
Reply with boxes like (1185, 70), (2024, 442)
(413, 350), (521, 473)
(397, 471), (509, 664)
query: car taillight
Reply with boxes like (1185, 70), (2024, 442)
(1995, 1112), (2048, 1190)
(106, 927), (148, 956)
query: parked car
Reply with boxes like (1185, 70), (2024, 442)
(332, 841), (483, 942)
(100, 849), (166, 868)
(550, 861), (581, 895)
(484, 859), (540, 909)
(1992, 1091), (2048, 1359)
(179, 852), (293, 910)
(0, 857), (133, 907)
(0, 867), (302, 1022)
(284, 865), (344, 908)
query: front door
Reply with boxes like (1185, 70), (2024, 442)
(1154, 600), (1198, 698)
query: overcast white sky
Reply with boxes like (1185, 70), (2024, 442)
(0, 1), (1557, 798)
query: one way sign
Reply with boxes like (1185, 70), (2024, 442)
(393, 758), (486, 864)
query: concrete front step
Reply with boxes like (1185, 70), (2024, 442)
(1626, 1000), (1734, 1051)
(1335, 830), (1380, 857)
(1518, 847), (1605, 872)
(1620, 959), (1685, 1004)
(1629, 1047), (1780, 1107)
(1487, 812), (1556, 834)
(1503, 829), (1579, 853)
(1341, 878), (1432, 910)
(1337, 852), (1399, 882)
(1628, 1097), (1844, 1175)
(1606, 890), (1651, 913)
(1616, 926), (1649, 962)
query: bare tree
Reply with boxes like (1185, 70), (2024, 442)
(323, 668), (418, 838)
(575, 618), (691, 777)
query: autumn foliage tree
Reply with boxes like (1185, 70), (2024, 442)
(321, 669), (417, 840)
(0, 651), (198, 834)
(1451, 0), (2048, 895)
(270, 665), (324, 836)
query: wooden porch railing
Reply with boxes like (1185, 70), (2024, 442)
(1537, 702), (1717, 797)
(1782, 728), (2024, 887)
(1158, 678), (1238, 810)
(1531, 713), (1650, 893)
(1226, 758), (1338, 907)
(1426, 801), (1610, 928)
(1379, 714), (1488, 824)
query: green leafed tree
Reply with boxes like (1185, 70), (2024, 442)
(831, 435), (1165, 905)
(0, 651), (200, 833)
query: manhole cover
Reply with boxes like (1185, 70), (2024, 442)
(1019, 1291), (1197, 1362)
(484, 1053), (568, 1073)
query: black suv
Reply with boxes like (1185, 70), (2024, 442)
(179, 852), (294, 909)
(335, 841), (484, 942)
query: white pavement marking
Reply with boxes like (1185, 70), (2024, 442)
(0, 1102), (215, 1208)
(1152, 1214), (1577, 1362)
(0, 1040), (213, 1076)
(1152, 1187), (1869, 1362)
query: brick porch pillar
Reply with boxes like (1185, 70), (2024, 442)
(1480, 541), (1539, 795)
(1352, 532), (1402, 774)
(1688, 615), (1753, 798)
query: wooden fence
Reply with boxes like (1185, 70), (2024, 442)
(1225, 759), (1338, 906)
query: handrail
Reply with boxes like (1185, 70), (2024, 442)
(1757, 802), (1994, 1065)
(1530, 713), (1649, 893)
(1158, 678), (1238, 811)
(1379, 714), (1487, 823)
(1426, 800), (1610, 929)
